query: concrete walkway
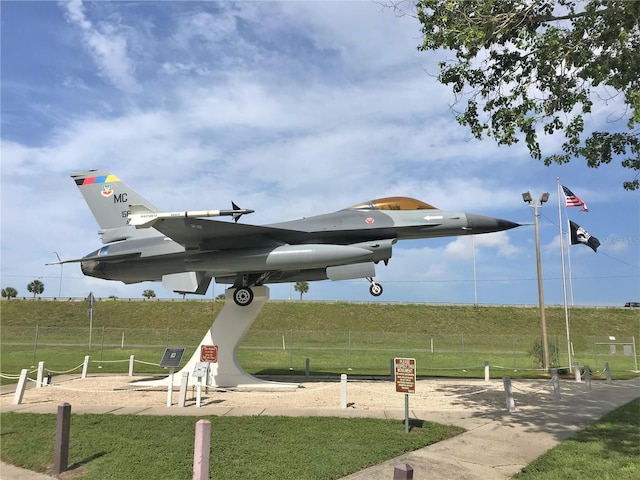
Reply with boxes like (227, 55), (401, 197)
(1, 378), (638, 479)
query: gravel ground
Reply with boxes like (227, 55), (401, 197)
(2, 375), (559, 412)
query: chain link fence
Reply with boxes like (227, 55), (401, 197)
(1, 326), (637, 379)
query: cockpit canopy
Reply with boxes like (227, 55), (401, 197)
(347, 196), (437, 211)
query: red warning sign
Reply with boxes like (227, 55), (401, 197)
(200, 345), (218, 363)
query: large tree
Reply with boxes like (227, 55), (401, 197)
(413, 0), (639, 190)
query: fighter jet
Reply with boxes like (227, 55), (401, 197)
(58, 169), (520, 306)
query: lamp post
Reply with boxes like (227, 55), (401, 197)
(54, 252), (63, 299)
(522, 191), (550, 372)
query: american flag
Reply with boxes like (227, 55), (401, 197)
(562, 185), (588, 212)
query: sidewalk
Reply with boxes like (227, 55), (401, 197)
(1, 377), (638, 479)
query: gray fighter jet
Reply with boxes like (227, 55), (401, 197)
(61, 169), (519, 305)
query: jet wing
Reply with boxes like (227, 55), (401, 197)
(150, 218), (306, 250)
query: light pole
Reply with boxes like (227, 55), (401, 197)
(522, 191), (550, 372)
(54, 252), (63, 299)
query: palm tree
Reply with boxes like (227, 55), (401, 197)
(27, 280), (44, 298)
(1, 287), (18, 300)
(142, 289), (156, 299)
(294, 281), (309, 301)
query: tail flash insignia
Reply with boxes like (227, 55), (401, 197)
(101, 184), (114, 197)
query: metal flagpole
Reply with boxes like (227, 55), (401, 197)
(557, 178), (572, 368)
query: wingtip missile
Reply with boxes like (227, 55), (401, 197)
(128, 204), (254, 228)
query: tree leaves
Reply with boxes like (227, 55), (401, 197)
(414, 0), (640, 189)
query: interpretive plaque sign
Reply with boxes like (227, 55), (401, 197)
(394, 357), (416, 394)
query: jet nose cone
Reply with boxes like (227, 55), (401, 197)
(466, 214), (521, 234)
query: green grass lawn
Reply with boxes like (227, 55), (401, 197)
(513, 398), (640, 479)
(0, 414), (463, 479)
(2, 300), (638, 383)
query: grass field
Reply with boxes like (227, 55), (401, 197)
(1, 300), (638, 479)
(1, 300), (638, 383)
(513, 398), (640, 479)
(0, 413), (463, 479)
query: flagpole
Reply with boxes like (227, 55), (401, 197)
(557, 178), (572, 368)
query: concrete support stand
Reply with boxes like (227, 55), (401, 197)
(135, 286), (297, 389)
(193, 420), (211, 480)
(484, 360), (490, 382)
(54, 403), (71, 475)
(129, 355), (135, 376)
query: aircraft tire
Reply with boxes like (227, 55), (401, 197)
(233, 287), (254, 306)
(369, 283), (383, 297)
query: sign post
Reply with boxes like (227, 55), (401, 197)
(394, 358), (416, 434)
(160, 348), (186, 407)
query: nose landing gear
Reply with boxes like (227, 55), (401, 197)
(367, 277), (383, 297)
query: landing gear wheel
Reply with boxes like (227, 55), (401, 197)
(233, 287), (254, 306)
(369, 283), (383, 297)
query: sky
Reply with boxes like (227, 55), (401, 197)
(1, 1), (638, 307)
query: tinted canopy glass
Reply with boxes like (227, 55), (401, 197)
(347, 196), (437, 211)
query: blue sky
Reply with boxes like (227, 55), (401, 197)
(1, 1), (638, 306)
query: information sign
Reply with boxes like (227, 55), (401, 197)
(193, 362), (209, 379)
(394, 357), (416, 394)
(200, 345), (218, 363)
(159, 348), (186, 369)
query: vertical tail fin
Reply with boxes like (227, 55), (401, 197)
(71, 169), (161, 243)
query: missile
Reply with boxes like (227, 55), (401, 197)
(129, 203), (254, 228)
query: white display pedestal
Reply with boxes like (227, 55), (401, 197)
(135, 286), (298, 389)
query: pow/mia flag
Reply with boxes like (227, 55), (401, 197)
(569, 221), (600, 253)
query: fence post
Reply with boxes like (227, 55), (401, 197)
(584, 365), (592, 391)
(503, 376), (516, 412)
(193, 419), (211, 480)
(81, 355), (90, 378)
(129, 355), (135, 376)
(573, 361), (581, 382)
(484, 360), (490, 382)
(13, 369), (29, 405)
(53, 403), (71, 475)
(604, 361), (612, 384)
(551, 368), (561, 400)
(340, 374), (348, 409)
(179, 372), (189, 408)
(305, 358), (310, 379)
(36, 361), (45, 388)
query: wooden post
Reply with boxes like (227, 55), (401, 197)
(193, 420), (211, 480)
(54, 403), (71, 475)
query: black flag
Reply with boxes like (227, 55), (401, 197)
(569, 221), (600, 252)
